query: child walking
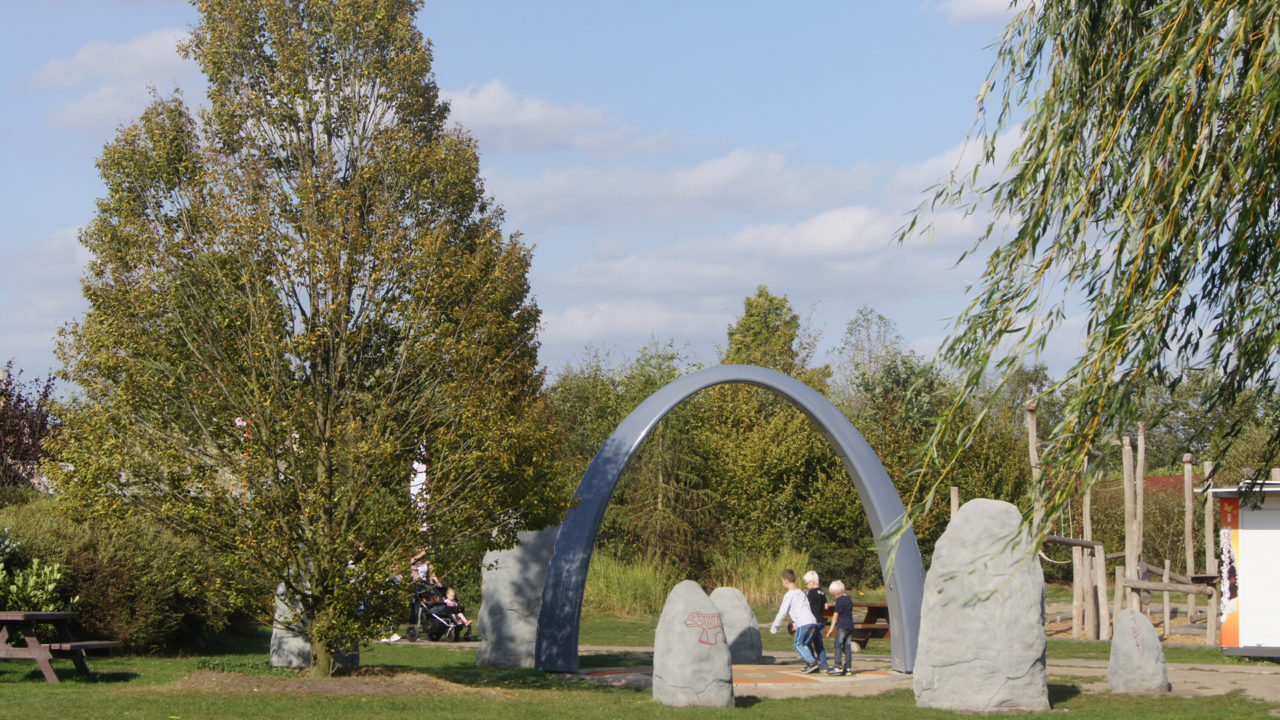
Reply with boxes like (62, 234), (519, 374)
(769, 569), (822, 673)
(825, 580), (858, 675)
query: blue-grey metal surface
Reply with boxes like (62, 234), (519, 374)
(534, 364), (925, 673)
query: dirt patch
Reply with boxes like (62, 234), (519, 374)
(163, 669), (514, 698)
(1045, 613), (1209, 645)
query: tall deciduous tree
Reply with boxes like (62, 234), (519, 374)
(904, 1), (1280, 525)
(50, 0), (557, 675)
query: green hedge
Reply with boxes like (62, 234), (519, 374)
(0, 495), (264, 652)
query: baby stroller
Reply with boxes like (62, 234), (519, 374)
(406, 579), (471, 642)
(421, 597), (472, 642)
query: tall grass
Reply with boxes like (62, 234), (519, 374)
(706, 547), (813, 607)
(583, 547), (827, 615)
(583, 551), (684, 616)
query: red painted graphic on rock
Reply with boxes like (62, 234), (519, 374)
(684, 611), (726, 646)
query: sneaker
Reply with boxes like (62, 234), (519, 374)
(826, 668), (842, 675)
(387, 633), (401, 643)
(802, 664), (820, 674)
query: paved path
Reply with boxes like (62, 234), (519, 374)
(395, 639), (1280, 703)
(571, 646), (1280, 702)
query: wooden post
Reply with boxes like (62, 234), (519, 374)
(1204, 461), (1216, 576)
(1026, 401), (1043, 530)
(1162, 560), (1171, 639)
(950, 486), (959, 517)
(1136, 423), (1146, 561)
(1113, 565), (1125, 624)
(1208, 584), (1220, 646)
(1082, 456), (1093, 542)
(1095, 547), (1111, 640)
(1082, 550), (1097, 639)
(1183, 453), (1197, 620)
(1072, 546), (1084, 639)
(1122, 435), (1140, 611)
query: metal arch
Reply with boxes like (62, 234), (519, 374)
(534, 364), (925, 673)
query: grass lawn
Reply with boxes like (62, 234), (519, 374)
(0, 619), (1276, 719)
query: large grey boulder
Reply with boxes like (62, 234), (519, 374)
(476, 524), (560, 668)
(270, 581), (359, 670)
(914, 499), (1049, 712)
(653, 580), (734, 708)
(1109, 608), (1171, 693)
(270, 582), (311, 668)
(709, 586), (763, 664)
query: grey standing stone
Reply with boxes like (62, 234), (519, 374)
(914, 499), (1049, 713)
(269, 580), (358, 670)
(476, 524), (560, 668)
(270, 582), (311, 668)
(709, 586), (763, 664)
(653, 580), (734, 708)
(1109, 608), (1171, 693)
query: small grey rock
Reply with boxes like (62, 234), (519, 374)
(1109, 608), (1171, 693)
(653, 580), (734, 708)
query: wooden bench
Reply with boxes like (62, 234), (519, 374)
(850, 601), (890, 647)
(0, 611), (121, 683)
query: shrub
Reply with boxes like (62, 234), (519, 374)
(0, 496), (264, 652)
(0, 557), (77, 611)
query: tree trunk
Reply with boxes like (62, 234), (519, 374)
(311, 640), (333, 678)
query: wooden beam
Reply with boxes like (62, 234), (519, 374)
(1184, 453), (1197, 621)
(1121, 578), (1214, 596)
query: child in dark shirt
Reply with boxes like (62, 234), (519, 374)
(825, 579), (858, 674)
(802, 570), (830, 672)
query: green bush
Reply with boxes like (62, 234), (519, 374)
(0, 496), (264, 652)
(0, 557), (77, 611)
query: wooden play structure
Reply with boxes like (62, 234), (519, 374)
(983, 404), (1223, 643)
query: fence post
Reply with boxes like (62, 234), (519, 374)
(1183, 453), (1197, 621)
(1095, 547), (1110, 640)
(1162, 560), (1171, 639)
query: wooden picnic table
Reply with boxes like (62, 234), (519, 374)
(850, 601), (890, 648)
(0, 611), (121, 683)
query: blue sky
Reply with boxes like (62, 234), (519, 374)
(0, 0), (1077, 385)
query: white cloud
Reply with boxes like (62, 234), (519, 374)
(0, 227), (89, 378)
(443, 79), (670, 154)
(928, 0), (1021, 23)
(33, 28), (190, 88)
(540, 299), (728, 351)
(33, 28), (201, 131)
(493, 146), (876, 222)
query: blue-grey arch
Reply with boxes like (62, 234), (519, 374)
(534, 364), (925, 673)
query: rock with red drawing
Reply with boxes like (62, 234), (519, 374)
(710, 586), (763, 664)
(653, 580), (734, 707)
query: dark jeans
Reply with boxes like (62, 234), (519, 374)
(833, 627), (854, 670)
(808, 626), (829, 670)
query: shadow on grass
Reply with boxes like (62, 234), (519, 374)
(578, 652), (653, 668)
(1048, 683), (1082, 705)
(0, 666), (141, 684)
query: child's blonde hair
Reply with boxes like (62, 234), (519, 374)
(802, 570), (820, 585)
(829, 580), (846, 594)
